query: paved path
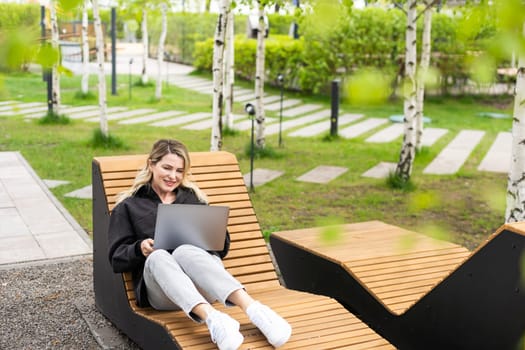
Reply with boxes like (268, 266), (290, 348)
(0, 152), (91, 267)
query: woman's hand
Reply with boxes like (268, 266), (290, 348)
(140, 238), (155, 257)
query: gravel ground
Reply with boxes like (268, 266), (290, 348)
(0, 256), (139, 350)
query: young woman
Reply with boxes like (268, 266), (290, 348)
(108, 139), (291, 350)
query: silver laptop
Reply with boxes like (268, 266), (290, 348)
(153, 204), (229, 251)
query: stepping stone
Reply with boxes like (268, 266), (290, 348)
(150, 112), (210, 127)
(233, 88), (253, 97)
(477, 112), (510, 119)
(64, 185), (92, 199)
(478, 131), (511, 173)
(366, 123), (404, 143)
(289, 113), (364, 137)
(282, 104), (322, 118)
(389, 114), (432, 123)
(177, 80), (211, 89)
(69, 106), (127, 119)
(24, 105), (99, 118)
(0, 100), (16, 106)
(119, 110), (185, 125)
(265, 98), (301, 111)
(182, 117), (213, 130)
(0, 102), (44, 115)
(234, 93), (256, 103)
(85, 108), (156, 122)
(362, 162), (397, 179)
(423, 129), (485, 175)
(43, 179), (70, 189)
(243, 168), (284, 188)
(422, 128), (449, 147)
(265, 109), (332, 136)
(297, 166), (348, 184)
(10, 105), (49, 115)
(263, 95), (282, 104)
(233, 117), (276, 131)
(339, 118), (389, 139)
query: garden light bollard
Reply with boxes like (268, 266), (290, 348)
(245, 103), (256, 192)
(278, 74), (284, 147)
(129, 58), (133, 100)
(111, 7), (117, 96)
(331, 79), (340, 137)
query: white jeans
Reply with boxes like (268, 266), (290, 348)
(143, 244), (243, 322)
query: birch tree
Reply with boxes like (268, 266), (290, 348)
(415, 0), (434, 151)
(506, 24), (525, 222)
(210, 0), (231, 151)
(223, 9), (235, 130)
(92, 0), (109, 138)
(81, 0), (90, 95)
(49, 0), (61, 115)
(395, 0), (418, 182)
(155, 2), (168, 99)
(141, 8), (149, 85)
(254, 0), (267, 148)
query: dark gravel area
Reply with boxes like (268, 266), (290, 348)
(0, 256), (139, 350)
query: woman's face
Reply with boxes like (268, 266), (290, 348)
(149, 153), (185, 196)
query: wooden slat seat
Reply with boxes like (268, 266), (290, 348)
(270, 220), (525, 349)
(92, 151), (394, 349)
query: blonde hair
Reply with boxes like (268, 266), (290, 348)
(115, 139), (208, 205)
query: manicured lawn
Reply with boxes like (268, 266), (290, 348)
(0, 72), (512, 250)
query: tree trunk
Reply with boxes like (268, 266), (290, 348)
(415, 1), (433, 151)
(506, 24), (525, 222)
(81, 0), (89, 95)
(224, 9), (235, 130)
(210, 0), (230, 151)
(92, 0), (108, 138)
(49, 0), (61, 115)
(255, 1), (267, 149)
(141, 9), (149, 85)
(395, 0), (417, 182)
(155, 3), (167, 100)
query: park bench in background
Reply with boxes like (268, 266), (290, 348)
(92, 151), (395, 349)
(270, 220), (525, 349)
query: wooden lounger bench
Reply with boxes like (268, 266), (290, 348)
(92, 151), (395, 349)
(270, 220), (525, 349)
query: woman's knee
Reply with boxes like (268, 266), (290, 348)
(172, 244), (205, 260)
(145, 249), (171, 271)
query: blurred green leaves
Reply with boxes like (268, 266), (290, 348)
(346, 68), (392, 105)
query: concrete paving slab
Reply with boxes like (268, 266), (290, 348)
(243, 168), (284, 188)
(263, 95), (282, 104)
(69, 106), (127, 119)
(25, 105), (99, 119)
(297, 166), (348, 184)
(234, 93), (257, 102)
(233, 117), (276, 131)
(289, 113), (364, 137)
(182, 117), (214, 130)
(362, 162), (397, 179)
(282, 104), (323, 118)
(119, 110), (185, 125)
(366, 123), (404, 143)
(85, 108), (156, 122)
(422, 128), (449, 147)
(423, 130), (485, 175)
(175, 80), (211, 88)
(339, 118), (389, 139)
(0, 102), (45, 115)
(265, 109), (332, 136)
(150, 112), (210, 127)
(265, 98), (302, 111)
(43, 179), (70, 188)
(64, 185), (92, 199)
(0, 151), (91, 266)
(34, 230), (93, 259)
(0, 100), (17, 106)
(478, 131), (511, 173)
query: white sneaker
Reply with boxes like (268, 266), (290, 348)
(247, 301), (292, 348)
(205, 310), (244, 350)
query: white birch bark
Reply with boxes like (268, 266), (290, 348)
(141, 9), (149, 85)
(81, 0), (90, 95)
(155, 3), (168, 99)
(506, 24), (525, 222)
(415, 1), (433, 151)
(255, 1), (267, 148)
(49, 0), (61, 115)
(92, 0), (108, 137)
(210, 0), (230, 151)
(395, 0), (417, 181)
(223, 9), (235, 129)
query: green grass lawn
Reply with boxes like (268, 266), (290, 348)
(0, 71), (513, 250)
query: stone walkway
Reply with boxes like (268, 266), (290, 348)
(1, 73), (510, 191)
